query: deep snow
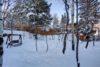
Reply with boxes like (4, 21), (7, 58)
(2, 30), (100, 67)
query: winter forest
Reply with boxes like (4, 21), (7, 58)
(0, 0), (100, 67)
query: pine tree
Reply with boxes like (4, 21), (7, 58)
(33, 0), (52, 26)
(11, 0), (52, 27)
(52, 14), (59, 28)
(60, 13), (68, 27)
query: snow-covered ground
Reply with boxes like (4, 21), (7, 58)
(2, 30), (100, 67)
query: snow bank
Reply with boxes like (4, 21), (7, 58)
(2, 30), (100, 67)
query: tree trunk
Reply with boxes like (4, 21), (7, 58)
(62, 0), (69, 54)
(0, 1), (3, 67)
(46, 35), (48, 52)
(76, 0), (80, 67)
(62, 33), (68, 54)
(71, 0), (75, 51)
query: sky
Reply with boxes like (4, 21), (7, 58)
(46, 0), (75, 22)
(3, 0), (100, 22)
(47, 0), (100, 22)
(46, 0), (65, 19)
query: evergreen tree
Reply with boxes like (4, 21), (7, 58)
(11, 0), (52, 27)
(33, 0), (52, 26)
(52, 14), (59, 28)
(60, 13), (68, 27)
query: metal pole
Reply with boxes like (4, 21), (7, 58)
(0, 0), (3, 67)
